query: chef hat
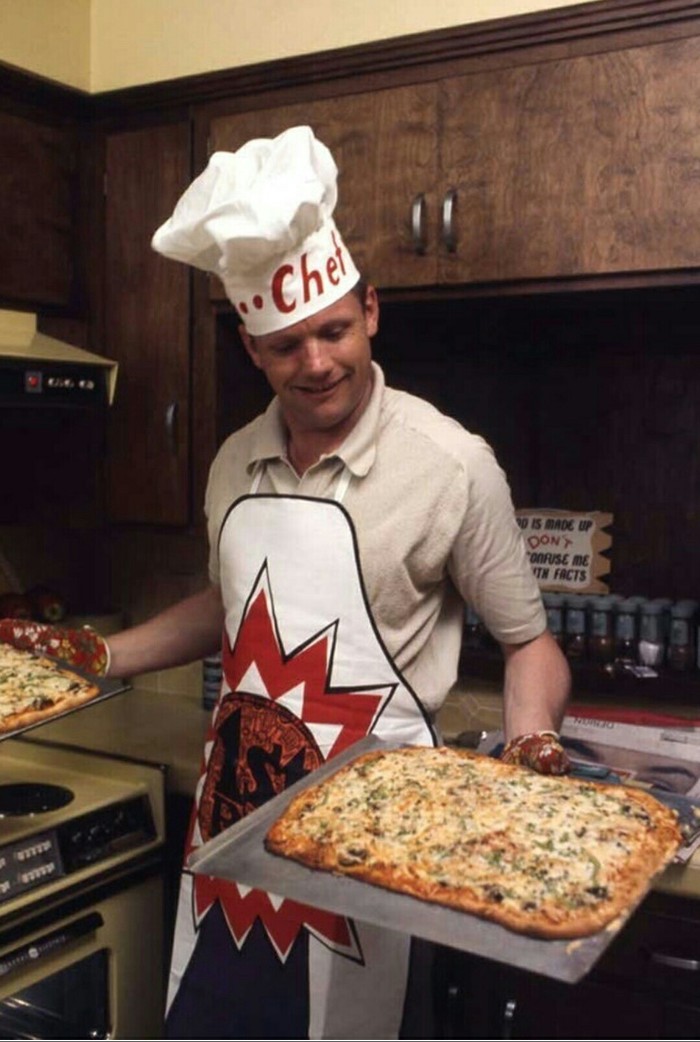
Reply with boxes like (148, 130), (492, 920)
(151, 125), (360, 336)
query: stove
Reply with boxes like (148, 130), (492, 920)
(0, 737), (167, 1038)
(0, 736), (165, 922)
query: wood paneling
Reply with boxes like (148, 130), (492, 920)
(103, 122), (192, 524)
(0, 110), (76, 307)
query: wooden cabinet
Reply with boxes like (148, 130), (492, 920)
(208, 82), (439, 291)
(210, 31), (700, 293)
(435, 892), (700, 1040)
(103, 121), (192, 524)
(439, 34), (700, 285)
(0, 109), (77, 308)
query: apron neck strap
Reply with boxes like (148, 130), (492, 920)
(333, 466), (352, 504)
(249, 461), (264, 496)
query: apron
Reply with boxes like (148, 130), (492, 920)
(166, 476), (436, 1040)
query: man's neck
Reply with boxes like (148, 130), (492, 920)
(286, 428), (344, 476)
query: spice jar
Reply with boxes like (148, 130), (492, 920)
(542, 592), (565, 649)
(588, 595), (614, 664)
(668, 601), (696, 672)
(638, 601), (665, 668)
(650, 598), (673, 644)
(564, 595), (587, 659)
(614, 598), (638, 662)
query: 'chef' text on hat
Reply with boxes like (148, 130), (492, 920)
(151, 126), (360, 336)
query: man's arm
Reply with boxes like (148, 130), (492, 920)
(107, 584), (225, 679)
(500, 628), (571, 742)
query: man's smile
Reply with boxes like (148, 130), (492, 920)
(295, 374), (349, 396)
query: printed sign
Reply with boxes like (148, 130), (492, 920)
(516, 509), (613, 594)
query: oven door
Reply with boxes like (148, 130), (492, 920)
(0, 864), (164, 1040)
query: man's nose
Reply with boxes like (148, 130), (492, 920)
(301, 339), (332, 371)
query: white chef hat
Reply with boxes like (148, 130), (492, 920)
(151, 125), (360, 336)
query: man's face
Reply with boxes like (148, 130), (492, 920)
(241, 286), (379, 439)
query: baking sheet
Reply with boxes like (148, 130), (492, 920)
(0, 662), (131, 742)
(187, 735), (659, 983)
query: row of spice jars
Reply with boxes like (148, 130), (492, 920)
(542, 593), (699, 672)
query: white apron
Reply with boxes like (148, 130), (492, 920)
(165, 488), (436, 1040)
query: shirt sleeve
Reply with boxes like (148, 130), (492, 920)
(448, 435), (546, 645)
(204, 455), (221, 585)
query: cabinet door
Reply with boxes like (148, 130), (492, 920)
(209, 82), (439, 292)
(104, 122), (192, 524)
(0, 111), (76, 307)
(439, 34), (700, 284)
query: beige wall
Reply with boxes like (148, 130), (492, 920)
(0, 0), (91, 90)
(1, 0), (602, 93)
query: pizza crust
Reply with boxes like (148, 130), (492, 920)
(265, 746), (682, 940)
(0, 645), (101, 735)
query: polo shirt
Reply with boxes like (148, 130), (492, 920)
(205, 363), (545, 713)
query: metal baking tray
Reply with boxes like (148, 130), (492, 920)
(0, 661), (131, 742)
(188, 735), (669, 983)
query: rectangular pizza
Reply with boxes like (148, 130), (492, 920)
(0, 643), (101, 736)
(265, 744), (682, 939)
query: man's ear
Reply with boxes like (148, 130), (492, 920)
(240, 326), (263, 370)
(364, 285), (379, 338)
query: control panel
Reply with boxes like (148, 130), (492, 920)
(0, 796), (156, 905)
(0, 360), (108, 407)
(0, 836), (63, 903)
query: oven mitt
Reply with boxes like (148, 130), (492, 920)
(0, 619), (110, 676)
(501, 730), (571, 775)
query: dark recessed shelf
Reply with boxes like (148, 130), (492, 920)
(458, 648), (700, 710)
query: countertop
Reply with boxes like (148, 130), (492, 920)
(29, 685), (209, 797)
(25, 678), (700, 901)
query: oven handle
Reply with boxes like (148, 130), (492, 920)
(0, 911), (103, 981)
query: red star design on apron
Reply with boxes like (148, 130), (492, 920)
(188, 566), (395, 961)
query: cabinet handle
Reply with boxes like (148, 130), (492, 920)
(165, 401), (179, 455)
(650, 951), (700, 972)
(442, 983), (460, 1040)
(503, 998), (517, 1040)
(411, 194), (428, 255)
(0, 912), (103, 981)
(441, 188), (458, 254)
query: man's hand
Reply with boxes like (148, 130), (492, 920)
(501, 730), (571, 775)
(0, 619), (110, 676)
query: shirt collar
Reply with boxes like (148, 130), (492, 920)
(246, 361), (384, 478)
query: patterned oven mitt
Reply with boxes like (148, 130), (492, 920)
(0, 619), (110, 676)
(501, 730), (571, 776)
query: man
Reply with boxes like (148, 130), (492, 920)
(1, 126), (570, 1039)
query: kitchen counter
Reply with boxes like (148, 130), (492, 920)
(28, 685), (209, 797)
(25, 677), (700, 901)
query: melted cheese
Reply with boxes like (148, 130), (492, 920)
(0, 645), (88, 718)
(286, 746), (672, 921)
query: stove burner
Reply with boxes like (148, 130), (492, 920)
(0, 782), (74, 817)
